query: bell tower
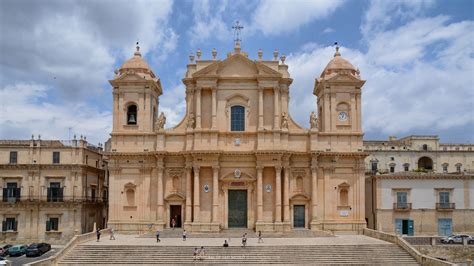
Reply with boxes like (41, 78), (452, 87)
(314, 45), (365, 151)
(109, 43), (162, 151)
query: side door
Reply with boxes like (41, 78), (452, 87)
(407, 220), (414, 236)
(395, 219), (403, 235)
(438, 218), (452, 236)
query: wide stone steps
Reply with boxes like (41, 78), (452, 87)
(59, 244), (419, 265)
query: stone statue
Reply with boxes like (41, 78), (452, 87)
(156, 112), (166, 130)
(186, 113), (195, 129)
(310, 112), (318, 129)
(281, 112), (288, 129)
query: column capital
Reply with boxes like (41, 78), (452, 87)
(273, 86), (281, 92)
(195, 86), (203, 92)
(274, 165), (282, 172)
(193, 165), (200, 173)
(212, 165), (220, 171)
(256, 165), (264, 172)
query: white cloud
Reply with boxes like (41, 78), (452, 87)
(187, 0), (230, 44)
(0, 83), (112, 144)
(251, 0), (345, 35)
(286, 14), (474, 137)
(323, 27), (334, 34)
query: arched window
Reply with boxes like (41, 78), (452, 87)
(231, 105), (245, 131)
(442, 163), (449, 173)
(422, 144), (428, 151)
(403, 163), (410, 172)
(455, 163), (462, 173)
(126, 188), (135, 206)
(340, 189), (348, 206)
(127, 105), (137, 125)
(418, 156), (433, 170)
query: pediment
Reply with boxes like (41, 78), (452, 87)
(290, 192), (310, 201)
(325, 73), (364, 84)
(165, 192), (185, 201)
(192, 53), (282, 78)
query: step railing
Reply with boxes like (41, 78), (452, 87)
(363, 228), (453, 266)
(25, 228), (111, 266)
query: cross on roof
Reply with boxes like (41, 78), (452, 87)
(232, 21), (244, 44)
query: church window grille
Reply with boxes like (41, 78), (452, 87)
(231, 105), (245, 131)
(9, 151), (17, 164)
(53, 152), (60, 164)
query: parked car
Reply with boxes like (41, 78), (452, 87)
(440, 234), (473, 244)
(0, 245), (12, 256)
(0, 256), (9, 266)
(25, 243), (51, 257)
(7, 245), (28, 256)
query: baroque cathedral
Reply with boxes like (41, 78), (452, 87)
(107, 41), (367, 233)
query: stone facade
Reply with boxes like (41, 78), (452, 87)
(364, 135), (474, 236)
(0, 137), (107, 244)
(107, 43), (367, 233)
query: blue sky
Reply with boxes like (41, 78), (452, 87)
(0, 0), (473, 145)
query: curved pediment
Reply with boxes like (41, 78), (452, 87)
(220, 170), (255, 182)
(165, 192), (185, 201)
(290, 192), (310, 201)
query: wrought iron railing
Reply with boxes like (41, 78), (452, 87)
(393, 202), (412, 211)
(436, 202), (455, 210)
(0, 196), (106, 203)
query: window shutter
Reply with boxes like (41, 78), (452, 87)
(59, 187), (64, 201)
(2, 221), (6, 231)
(2, 188), (7, 202)
(16, 188), (21, 201)
(46, 220), (51, 231)
(13, 220), (17, 231)
(47, 187), (52, 201)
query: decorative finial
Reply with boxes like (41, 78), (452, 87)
(73, 134), (76, 140)
(135, 41), (141, 56)
(189, 53), (195, 63)
(334, 42), (340, 57)
(258, 49), (263, 60)
(356, 68), (360, 76)
(280, 54), (286, 64)
(212, 48), (217, 60)
(38, 134), (41, 140)
(232, 21), (244, 46)
(196, 48), (202, 60)
(273, 49), (278, 61)
(31, 134), (34, 140)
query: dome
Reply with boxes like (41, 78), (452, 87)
(320, 46), (358, 78)
(117, 44), (156, 78)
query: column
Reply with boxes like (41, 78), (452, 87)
(211, 88), (217, 129)
(283, 167), (290, 222)
(193, 166), (200, 222)
(275, 166), (282, 222)
(311, 166), (318, 221)
(212, 166), (219, 223)
(273, 87), (280, 129)
(185, 167), (192, 223)
(157, 166), (164, 222)
(256, 166), (263, 222)
(195, 87), (202, 129)
(258, 88), (264, 129)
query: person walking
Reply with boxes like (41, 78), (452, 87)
(182, 229), (187, 241)
(110, 228), (116, 240)
(258, 230), (263, 243)
(199, 246), (206, 260)
(156, 230), (161, 242)
(223, 240), (229, 247)
(96, 228), (101, 242)
(171, 218), (176, 230)
(241, 233), (247, 247)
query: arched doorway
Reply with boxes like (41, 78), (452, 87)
(418, 157), (433, 170)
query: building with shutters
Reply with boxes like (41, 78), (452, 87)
(364, 135), (474, 235)
(0, 137), (107, 243)
(106, 42), (367, 233)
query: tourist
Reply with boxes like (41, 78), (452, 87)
(110, 228), (115, 240)
(183, 229), (187, 241)
(241, 233), (247, 247)
(96, 228), (101, 242)
(156, 230), (161, 242)
(171, 218), (176, 230)
(223, 240), (229, 247)
(258, 230), (263, 243)
(193, 248), (198, 261)
(199, 246), (206, 260)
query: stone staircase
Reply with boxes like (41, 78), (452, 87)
(138, 228), (333, 238)
(58, 243), (419, 265)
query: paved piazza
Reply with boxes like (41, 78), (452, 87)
(84, 233), (390, 247)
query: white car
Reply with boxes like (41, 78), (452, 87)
(440, 234), (473, 244)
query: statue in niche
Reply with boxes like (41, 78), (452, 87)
(310, 112), (318, 129)
(281, 112), (288, 129)
(186, 113), (195, 129)
(156, 112), (166, 130)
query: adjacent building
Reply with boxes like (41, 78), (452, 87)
(0, 137), (107, 243)
(365, 135), (474, 236)
(107, 43), (368, 233)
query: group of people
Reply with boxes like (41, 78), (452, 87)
(193, 246), (206, 261)
(95, 228), (116, 242)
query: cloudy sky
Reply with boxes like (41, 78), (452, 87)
(0, 0), (473, 145)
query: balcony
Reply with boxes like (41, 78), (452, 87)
(436, 202), (455, 211)
(393, 202), (412, 211)
(47, 187), (64, 202)
(0, 195), (106, 204)
(2, 188), (21, 203)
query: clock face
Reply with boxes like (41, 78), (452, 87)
(338, 112), (348, 121)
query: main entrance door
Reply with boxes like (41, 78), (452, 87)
(228, 190), (247, 228)
(294, 205), (305, 228)
(170, 205), (182, 228)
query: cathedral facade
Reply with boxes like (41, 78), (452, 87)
(107, 43), (367, 233)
